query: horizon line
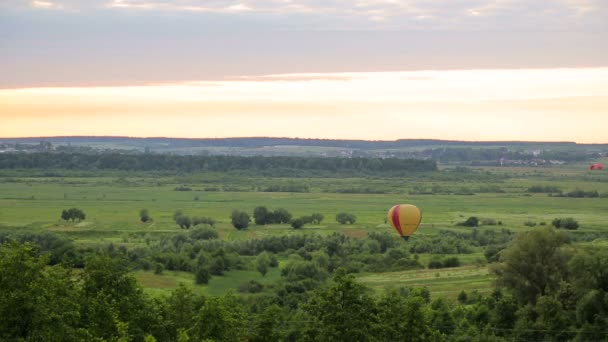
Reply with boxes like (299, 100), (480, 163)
(1, 135), (605, 145)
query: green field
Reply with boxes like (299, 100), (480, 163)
(1, 163), (607, 296)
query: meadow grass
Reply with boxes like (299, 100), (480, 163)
(1, 164), (606, 295)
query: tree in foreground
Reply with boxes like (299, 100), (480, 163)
(0, 242), (82, 341)
(492, 227), (571, 304)
(230, 210), (250, 230)
(304, 269), (378, 341)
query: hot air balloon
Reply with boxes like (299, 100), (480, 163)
(590, 163), (604, 171)
(387, 204), (422, 241)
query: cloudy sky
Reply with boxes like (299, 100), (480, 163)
(1, 0), (607, 142)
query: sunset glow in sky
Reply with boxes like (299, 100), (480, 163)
(1, 0), (607, 142)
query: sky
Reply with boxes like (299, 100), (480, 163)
(1, 0), (607, 142)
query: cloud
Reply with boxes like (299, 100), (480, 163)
(2, 0), (604, 30)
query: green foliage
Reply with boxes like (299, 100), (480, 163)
(457, 216), (479, 227)
(552, 217), (579, 230)
(291, 217), (304, 229)
(190, 226), (218, 240)
(190, 293), (246, 342)
(192, 216), (216, 227)
(304, 270), (378, 341)
(335, 212), (357, 224)
(0, 242), (81, 341)
(527, 185), (561, 193)
(493, 228), (571, 304)
(140, 208), (151, 223)
(61, 207), (86, 222)
(252, 206), (293, 225)
(230, 210), (250, 230)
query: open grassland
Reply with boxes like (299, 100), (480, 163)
(1, 163), (607, 295)
(357, 265), (493, 299)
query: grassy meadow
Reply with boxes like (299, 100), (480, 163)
(1, 162), (607, 297)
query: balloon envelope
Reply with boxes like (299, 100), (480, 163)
(387, 204), (422, 240)
(590, 163), (603, 170)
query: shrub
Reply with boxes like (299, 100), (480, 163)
(552, 217), (579, 230)
(457, 216), (479, 227)
(291, 218), (304, 229)
(523, 221), (537, 227)
(428, 259), (443, 269)
(481, 218), (497, 226)
(443, 257), (461, 268)
(174, 185), (192, 191)
(195, 267), (210, 284)
(192, 216), (216, 227)
(336, 212), (357, 224)
(190, 227), (218, 240)
(231, 210), (250, 230)
(458, 290), (468, 304)
(139, 208), (151, 223)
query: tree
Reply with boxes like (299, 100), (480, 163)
(190, 294), (246, 341)
(335, 212), (357, 224)
(139, 209), (151, 223)
(552, 217), (579, 230)
(492, 227), (571, 304)
(61, 208), (86, 222)
(272, 208), (292, 224)
(195, 267), (210, 285)
(304, 269), (378, 341)
(176, 215), (192, 229)
(230, 210), (249, 230)
(80, 254), (150, 340)
(0, 242), (81, 341)
(311, 213), (324, 224)
(291, 218), (304, 229)
(61, 209), (70, 222)
(256, 252), (271, 277)
(253, 206), (269, 225)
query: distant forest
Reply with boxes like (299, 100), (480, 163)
(0, 136), (595, 149)
(0, 153), (437, 174)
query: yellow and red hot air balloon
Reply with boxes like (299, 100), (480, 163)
(387, 204), (422, 240)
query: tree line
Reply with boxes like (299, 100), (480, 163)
(0, 153), (437, 174)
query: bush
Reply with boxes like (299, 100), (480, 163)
(192, 216), (216, 227)
(311, 213), (324, 224)
(428, 257), (461, 269)
(231, 210), (250, 230)
(552, 217), (579, 230)
(336, 212), (357, 224)
(190, 227), (218, 240)
(174, 185), (192, 191)
(139, 208), (151, 223)
(428, 259), (443, 269)
(566, 189), (599, 198)
(457, 216), (479, 227)
(195, 267), (210, 284)
(291, 218), (304, 229)
(175, 215), (191, 229)
(524, 221), (537, 227)
(481, 218), (497, 226)
(443, 257), (461, 268)
(458, 290), (468, 304)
